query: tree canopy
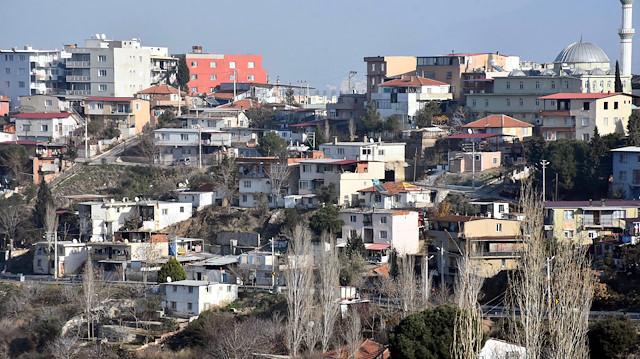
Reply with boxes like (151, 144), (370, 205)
(309, 205), (344, 235)
(257, 132), (288, 157)
(176, 57), (190, 93)
(360, 101), (383, 134)
(615, 61), (623, 93)
(316, 183), (338, 205)
(245, 107), (276, 128)
(414, 101), (442, 128)
(588, 315), (638, 359)
(628, 110), (640, 146)
(158, 257), (187, 283)
(0, 144), (29, 183)
(34, 179), (54, 229)
(388, 305), (458, 359)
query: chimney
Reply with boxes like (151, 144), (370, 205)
(333, 136), (338, 145)
(192, 45), (202, 53)
(589, 199), (593, 207)
(601, 199), (606, 207)
(363, 135), (368, 143)
(378, 136), (382, 143)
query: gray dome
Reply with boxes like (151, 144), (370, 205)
(589, 68), (606, 75)
(554, 41), (610, 63)
(509, 69), (526, 77)
(541, 69), (557, 76)
(607, 67), (616, 75)
(571, 68), (586, 75)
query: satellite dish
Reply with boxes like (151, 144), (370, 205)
(467, 128), (473, 134)
(185, 179), (189, 185)
(110, 198), (115, 203)
(134, 197), (140, 202)
(72, 239), (78, 244)
(167, 276), (172, 283)
(101, 34), (106, 40)
(369, 138), (374, 143)
(95, 33), (100, 40)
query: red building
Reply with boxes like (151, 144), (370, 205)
(0, 95), (10, 116)
(176, 46), (267, 96)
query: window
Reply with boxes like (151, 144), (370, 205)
(380, 230), (388, 239)
(371, 63), (375, 71)
(187, 302), (193, 311)
(190, 74), (198, 80)
(41, 124), (48, 132)
(247, 75), (255, 81)
(608, 81), (612, 88)
(337, 148), (344, 155)
(229, 74), (236, 81)
(381, 63), (385, 72)
(472, 99), (477, 107)
(583, 102), (590, 111)
(498, 204), (505, 213)
(563, 210), (574, 220)
(99, 84), (107, 91)
(506, 99), (510, 107)
(18, 68), (25, 74)
(620, 171), (628, 180)
(496, 223), (502, 232)
(582, 133), (590, 141)
(242, 194), (248, 202)
(210, 74), (217, 80)
(519, 98), (523, 107)
(248, 61), (255, 68)
(374, 194), (382, 202)
(378, 149), (385, 155)
(22, 124), (30, 131)
(506, 81), (511, 89)
(243, 180), (251, 188)
(381, 216), (387, 223)
(191, 87), (198, 93)
(501, 259), (506, 268)
(621, 154), (628, 163)
(535, 81), (540, 89)
(446, 72), (452, 79)
(188, 287), (193, 293)
(564, 117), (571, 125)
(603, 117), (609, 126)
(98, 55), (106, 62)
(180, 206), (184, 213)
(350, 215), (357, 223)
(633, 170), (640, 184)
(485, 99), (489, 107)
(172, 285), (177, 292)
(564, 230), (574, 239)
(180, 134), (188, 141)
(551, 81), (556, 89)
(190, 61), (198, 67)
(162, 208), (168, 215)
(519, 81), (524, 89)
(229, 61), (236, 69)
(209, 61), (217, 68)
(98, 69), (107, 77)
(4, 81), (9, 88)
(18, 81), (24, 88)
(614, 102), (619, 110)
(4, 68), (8, 74)
(45, 100), (52, 107)
(582, 118), (589, 127)
(547, 118), (555, 126)
(492, 157), (498, 164)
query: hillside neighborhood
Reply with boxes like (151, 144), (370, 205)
(2, 2), (640, 358)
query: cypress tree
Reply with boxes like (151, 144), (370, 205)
(34, 179), (54, 229)
(615, 61), (623, 93)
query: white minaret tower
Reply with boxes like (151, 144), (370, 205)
(619, 0), (635, 76)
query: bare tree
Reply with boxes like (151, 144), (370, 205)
(213, 155), (238, 210)
(83, 255), (96, 339)
(452, 244), (484, 359)
(265, 161), (292, 208)
(77, 214), (91, 243)
(283, 224), (314, 357)
(317, 233), (340, 352)
(506, 181), (549, 359)
(47, 335), (80, 359)
(45, 203), (58, 276)
(138, 130), (161, 166)
(0, 203), (26, 253)
(397, 255), (419, 315)
(348, 118), (356, 142)
(546, 241), (594, 359)
(341, 308), (362, 359)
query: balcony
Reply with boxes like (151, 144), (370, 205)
(583, 218), (617, 227)
(66, 75), (90, 82)
(66, 90), (90, 96)
(111, 109), (132, 115)
(66, 61), (90, 68)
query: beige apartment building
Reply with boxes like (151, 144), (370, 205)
(84, 96), (151, 137)
(539, 93), (632, 141)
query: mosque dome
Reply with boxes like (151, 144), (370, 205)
(554, 41), (610, 63)
(589, 68), (606, 75)
(508, 69), (526, 77)
(571, 68), (586, 75)
(541, 69), (557, 76)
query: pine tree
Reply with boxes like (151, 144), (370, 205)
(615, 61), (623, 93)
(158, 257), (187, 283)
(628, 110), (640, 146)
(34, 179), (54, 229)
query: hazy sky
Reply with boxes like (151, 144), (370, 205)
(3, 0), (635, 95)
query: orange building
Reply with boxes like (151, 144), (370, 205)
(0, 95), (9, 116)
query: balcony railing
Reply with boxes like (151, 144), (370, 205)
(583, 219), (616, 227)
(66, 61), (90, 68)
(66, 75), (90, 82)
(66, 90), (90, 96)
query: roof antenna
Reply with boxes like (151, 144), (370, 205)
(580, 34), (583, 42)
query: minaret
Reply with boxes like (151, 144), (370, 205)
(619, 0), (635, 76)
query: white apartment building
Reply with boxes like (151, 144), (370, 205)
(371, 76), (452, 126)
(163, 280), (238, 317)
(319, 139), (407, 181)
(238, 251), (281, 286)
(154, 128), (232, 165)
(298, 159), (386, 207)
(33, 241), (87, 276)
(13, 112), (80, 142)
(63, 36), (154, 97)
(180, 109), (250, 130)
(357, 181), (433, 209)
(0, 46), (67, 109)
(136, 200), (193, 231)
(339, 209), (420, 256)
(237, 158), (296, 208)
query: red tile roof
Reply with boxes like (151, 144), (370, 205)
(85, 97), (137, 102)
(13, 113), (72, 119)
(462, 115), (533, 128)
(0, 95), (10, 102)
(324, 339), (389, 359)
(544, 200), (640, 208)
(218, 99), (261, 110)
(358, 181), (425, 195)
(447, 133), (499, 139)
(379, 76), (448, 87)
(137, 85), (185, 96)
(538, 92), (625, 100)
(211, 92), (235, 99)
(366, 243), (390, 250)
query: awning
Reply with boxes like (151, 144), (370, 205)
(366, 243), (390, 251)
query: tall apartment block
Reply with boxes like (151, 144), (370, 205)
(63, 36), (161, 98)
(175, 46), (266, 95)
(0, 46), (67, 109)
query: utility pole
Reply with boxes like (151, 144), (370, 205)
(413, 148), (418, 182)
(555, 172), (559, 201)
(271, 238), (276, 291)
(440, 241), (445, 287)
(348, 71), (357, 93)
(472, 138), (476, 189)
(233, 70), (237, 101)
(540, 159), (550, 201)
(53, 224), (58, 280)
(84, 119), (88, 160)
(198, 126), (202, 170)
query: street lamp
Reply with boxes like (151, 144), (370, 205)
(540, 159), (550, 201)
